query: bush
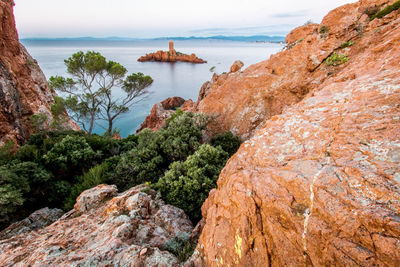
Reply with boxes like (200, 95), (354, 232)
(370, 0), (400, 20)
(85, 134), (121, 159)
(30, 113), (48, 132)
(112, 111), (208, 191)
(14, 145), (41, 163)
(44, 135), (99, 173)
(155, 144), (228, 222)
(0, 140), (15, 164)
(0, 162), (51, 226)
(111, 129), (165, 190)
(160, 110), (208, 162)
(319, 25), (329, 34)
(64, 163), (108, 210)
(339, 40), (354, 49)
(324, 52), (349, 66)
(163, 232), (196, 262)
(209, 131), (241, 156)
(0, 184), (24, 226)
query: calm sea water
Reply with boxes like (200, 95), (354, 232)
(22, 39), (283, 137)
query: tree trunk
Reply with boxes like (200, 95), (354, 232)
(88, 112), (95, 136)
(107, 120), (113, 136)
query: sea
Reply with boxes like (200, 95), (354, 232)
(21, 39), (283, 137)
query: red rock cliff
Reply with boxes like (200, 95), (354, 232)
(0, 0), (76, 145)
(187, 0), (400, 266)
(194, 0), (399, 141)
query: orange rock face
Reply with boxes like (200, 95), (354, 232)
(136, 96), (192, 133)
(229, 60), (244, 73)
(193, 0), (399, 141)
(189, 0), (400, 266)
(0, 0), (76, 145)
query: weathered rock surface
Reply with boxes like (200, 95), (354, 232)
(190, 0), (400, 266)
(0, 0), (76, 145)
(0, 207), (63, 240)
(229, 60), (244, 73)
(193, 0), (399, 141)
(137, 96), (193, 133)
(0, 184), (194, 266)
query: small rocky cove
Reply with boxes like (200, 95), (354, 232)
(0, 0), (400, 266)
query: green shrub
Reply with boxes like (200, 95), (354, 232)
(155, 144), (228, 222)
(209, 131), (241, 156)
(64, 163), (108, 210)
(0, 140), (15, 164)
(111, 129), (164, 190)
(339, 40), (354, 49)
(160, 111), (208, 162)
(370, 0), (400, 20)
(319, 25), (329, 34)
(44, 135), (99, 174)
(85, 134), (120, 159)
(0, 162), (49, 225)
(163, 232), (196, 262)
(112, 111), (208, 191)
(0, 184), (24, 226)
(324, 52), (349, 66)
(30, 113), (48, 132)
(118, 134), (138, 152)
(14, 145), (41, 163)
(48, 180), (72, 206)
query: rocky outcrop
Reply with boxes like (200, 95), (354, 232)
(0, 207), (63, 240)
(138, 51), (207, 64)
(137, 97), (193, 133)
(0, 0), (76, 146)
(138, 41), (207, 64)
(229, 60), (244, 73)
(0, 184), (194, 266)
(192, 0), (399, 141)
(189, 0), (400, 266)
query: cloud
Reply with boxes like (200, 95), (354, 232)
(270, 9), (311, 18)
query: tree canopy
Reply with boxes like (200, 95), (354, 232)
(49, 51), (153, 135)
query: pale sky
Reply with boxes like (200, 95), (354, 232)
(14, 0), (356, 38)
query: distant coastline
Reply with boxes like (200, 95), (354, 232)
(21, 35), (285, 43)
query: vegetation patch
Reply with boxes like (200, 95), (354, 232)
(324, 52), (349, 66)
(163, 232), (197, 262)
(339, 40), (354, 49)
(319, 25), (329, 34)
(370, 0), (400, 20)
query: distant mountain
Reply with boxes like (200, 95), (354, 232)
(21, 35), (285, 43)
(154, 35), (285, 42)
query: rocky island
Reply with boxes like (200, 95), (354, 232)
(138, 41), (207, 63)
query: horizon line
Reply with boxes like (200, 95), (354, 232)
(20, 34), (286, 42)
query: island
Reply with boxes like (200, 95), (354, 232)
(138, 41), (207, 63)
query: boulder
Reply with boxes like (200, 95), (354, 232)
(136, 97), (193, 133)
(161, 96), (186, 110)
(0, 185), (194, 266)
(229, 60), (244, 73)
(0, 208), (63, 240)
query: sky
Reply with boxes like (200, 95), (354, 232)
(14, 0), (357, 38)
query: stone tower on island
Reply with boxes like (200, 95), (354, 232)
(168, 41), (176, 57)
